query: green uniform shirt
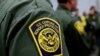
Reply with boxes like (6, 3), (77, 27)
(54, 5), (91, 56)
(0, 0), (69, 56)
(54, 6), (75, 31)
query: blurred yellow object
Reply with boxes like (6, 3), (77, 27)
(74, 20), (85, 35)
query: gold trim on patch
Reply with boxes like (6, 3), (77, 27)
(28, 17), (63, 56)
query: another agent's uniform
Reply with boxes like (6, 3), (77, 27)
(54, 5), (91, 56)
(0, 0), (69, 56)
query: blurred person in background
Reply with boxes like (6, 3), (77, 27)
(54, 0), (92, 56)
(86, 6), (98, 52)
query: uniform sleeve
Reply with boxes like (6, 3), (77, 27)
(73, 20), (91, 48)
(0, 0), (69, 56)
(7, 10), (68, 56)
(7, 9), (54, 56)
(64, 19), (92, 56)
(0, 0), (34, 56)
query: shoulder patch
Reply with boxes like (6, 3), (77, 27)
(74, 20), (85, 35)
(29, 17), (63, 56)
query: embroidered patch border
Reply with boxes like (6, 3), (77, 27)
(29, 17), (63, 56)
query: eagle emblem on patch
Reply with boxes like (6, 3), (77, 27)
(29, 17), (63, 56)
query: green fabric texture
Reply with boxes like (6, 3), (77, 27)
(0, 0), (69, 56)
